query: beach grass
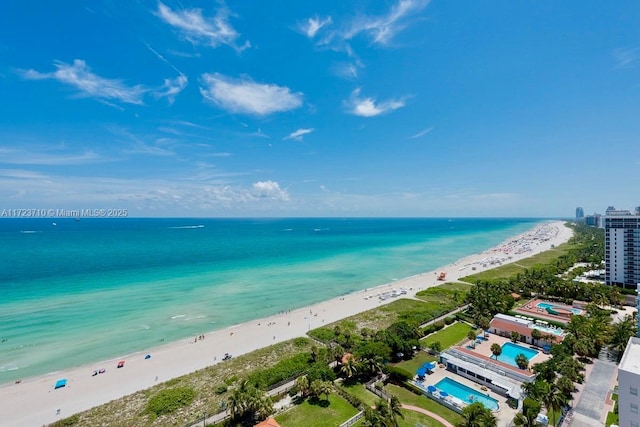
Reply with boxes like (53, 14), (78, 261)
(415, 281), (472, 305)
(384, 384), (464, 425)
(421, 322), (474, 349)
(275, 393), (359, 427)
(54, 338), (314, 427)
(460, 242), (574, 282)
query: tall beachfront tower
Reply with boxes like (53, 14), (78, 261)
(604, 208), (640, 289)
(575, 207), (584, 219)
(618, 337), (640, 427)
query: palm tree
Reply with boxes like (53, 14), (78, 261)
(340, 353), (358, 378)
(515, 353), (529, 370)
(363, 407), (385, 427)
(609, 315), (637, 360)
(295, 375), (310, 397)
(514, 397), (542, 427)
(429, 341), (442, 354)
(490, 343), (502, 360)
(511, 331), (521, 343)
(456, 402), (497, 427)
(468, 330), (478, 349)
(541, 383), (568, 427)
(388, 396), (404, 427)
(310, 379), (333, 401)
(556, 375), (575, 401)
(531, 328), (542, 347)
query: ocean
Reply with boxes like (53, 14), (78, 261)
(0, 217), (543, 383)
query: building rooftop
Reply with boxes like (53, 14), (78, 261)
(619, 337), (640, 375)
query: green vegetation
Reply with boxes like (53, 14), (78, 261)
(341, 382), (379, 407)
(50, 415), (80, 426)
(421, 322), (473, 350)
(276, 393), (359, 427)
(146, 387), (196, 417)
(397, 409), (446, 427)
(390, 351), (437, 375)
(383, 384), (464, 425)
(457, 402), (497, 427)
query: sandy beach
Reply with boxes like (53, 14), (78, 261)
(0, 221), (573, 427)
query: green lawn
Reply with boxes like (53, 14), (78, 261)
(391, 351), (437, 375)
(398, 408), (446, 427)
(421, 321), (474, 350)
(341, 382), (379, 407)
(415, 282), (472, 304)
(276, 393), (359, 427)
(384, 384), (463, 425)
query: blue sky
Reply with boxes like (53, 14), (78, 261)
(1, 1), (639, 217)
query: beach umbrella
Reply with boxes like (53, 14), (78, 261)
(427, 385), (437, 393)
(145, 354), (151, 360)
(477, 335), (483, 340)
(440, 391), (449, 397)
(54, 379), (67, 389)
(425, 362), (436, 370)
(416, 367), (426, 377)
(117, 360), (125, 368)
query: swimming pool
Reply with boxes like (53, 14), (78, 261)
(434, 377), (499, 411)
(536, 302), (582, 315)
(498, 342), (539, 367)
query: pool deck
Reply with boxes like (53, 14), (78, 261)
(514, 298), (584, 324)
(414, 360), (518, 427)
(459, 334), (551, 373)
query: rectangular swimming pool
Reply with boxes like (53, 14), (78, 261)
(434, 377), (499, 411)
(498, 342), (539, 367)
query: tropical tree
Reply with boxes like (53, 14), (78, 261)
(429, 341), (442, 354)
(514, 397), (542, 427)
(457, 402), (497, 427)
(310, 379), (333, 401)
(340, 354), (358, 379)
(468, 330), (478, 348)
(227, 380), (273, 423)
(556, 375), (575, 401)
(541, 383), (568, 427)
(609, 315), (637, 361)
(515, 353), (529, 370)
(490, 343), (502, 360)
(295, 375), (310, 397)
(531, 328), (542, 347)
(511, 331), (521, 343)
(573, 337), (595, 360)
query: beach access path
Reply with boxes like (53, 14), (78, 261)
(0, 221), (573, 427)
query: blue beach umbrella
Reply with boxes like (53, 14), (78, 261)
(416, 367), (427, 377)
(427, 385), (437, 392)
(54, 379), (67, 389)
(440, 391), (449, 397)
(145, 354), (151, 360)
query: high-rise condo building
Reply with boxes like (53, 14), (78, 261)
(604, 208), (640, 289)
(618, 336), (640, 427)
(575, 207), (584, 218)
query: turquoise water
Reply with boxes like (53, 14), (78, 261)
(499, 342), (539, 367)
(434, 377), (499, 411)
(536, 302), (582, 314)
(532, 324), (564, 336)
(0, 217), (543, 383)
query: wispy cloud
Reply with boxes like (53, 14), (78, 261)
(345, 0), (430, 45)
(0, 146), (107, 165)
(0, 169), (49, 179)
(612, 47), (638, 68)
(332, 62), (362, 80)
(21, 59), (146, 105)
(154, 74), (188, 104)
(409, 127), (433, 138)
(300, 16), (332, 38)
(344, 88), (405, 117)
(200, 73), (303, 116)
(250, 128), (270, 139)
(284, 128), (314, 142)
(156, 2), (250, 52)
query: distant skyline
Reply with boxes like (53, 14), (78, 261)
(1, 1), (639, 217)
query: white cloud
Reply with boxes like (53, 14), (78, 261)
(250, 128), (270, 139)
(200, 73), (303, 116)
(156, 2), (249, 51)
(345, 88), (405, 117)
(612, 47), (638, 68)
(0, 169), (48, 179)
(0, 146), (107, 165)
(154, 74), (188, 104)
(21, 59), (146, 105)
(345, 0), (430, 45)
(332, 62), (361, 80)
(284, 128), (314, 142)
(301, 16), (332, 38)
(252, 180), (290, 201)
(409, 127), (433, 138)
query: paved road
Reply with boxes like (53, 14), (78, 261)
(568, 359), (616, 427)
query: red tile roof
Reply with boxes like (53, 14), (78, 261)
(255, 417), (281, 427)
(490, 318), (562, 343)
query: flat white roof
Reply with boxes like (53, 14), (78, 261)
(619, 336), (640, 374)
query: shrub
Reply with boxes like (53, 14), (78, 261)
(385, 366), (412, 382)
(247, 352), (310, 389)
(308, 328), (336, 343)
(225, 375), (239, 385)
(444, 316), (456, 325)
(215, 384), (228, 394)
(401, 381), (425, 396)
(146, 387), (196, 417)
(51, 415), (79, 426)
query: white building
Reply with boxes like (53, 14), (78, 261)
(618, 337), (640, 427)
(604, 208), (640, 289)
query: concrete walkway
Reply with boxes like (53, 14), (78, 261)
(568, 358), (617, 427)
(400, 404), (455, 427)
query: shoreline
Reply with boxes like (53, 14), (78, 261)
(0, 220), (573, 427)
